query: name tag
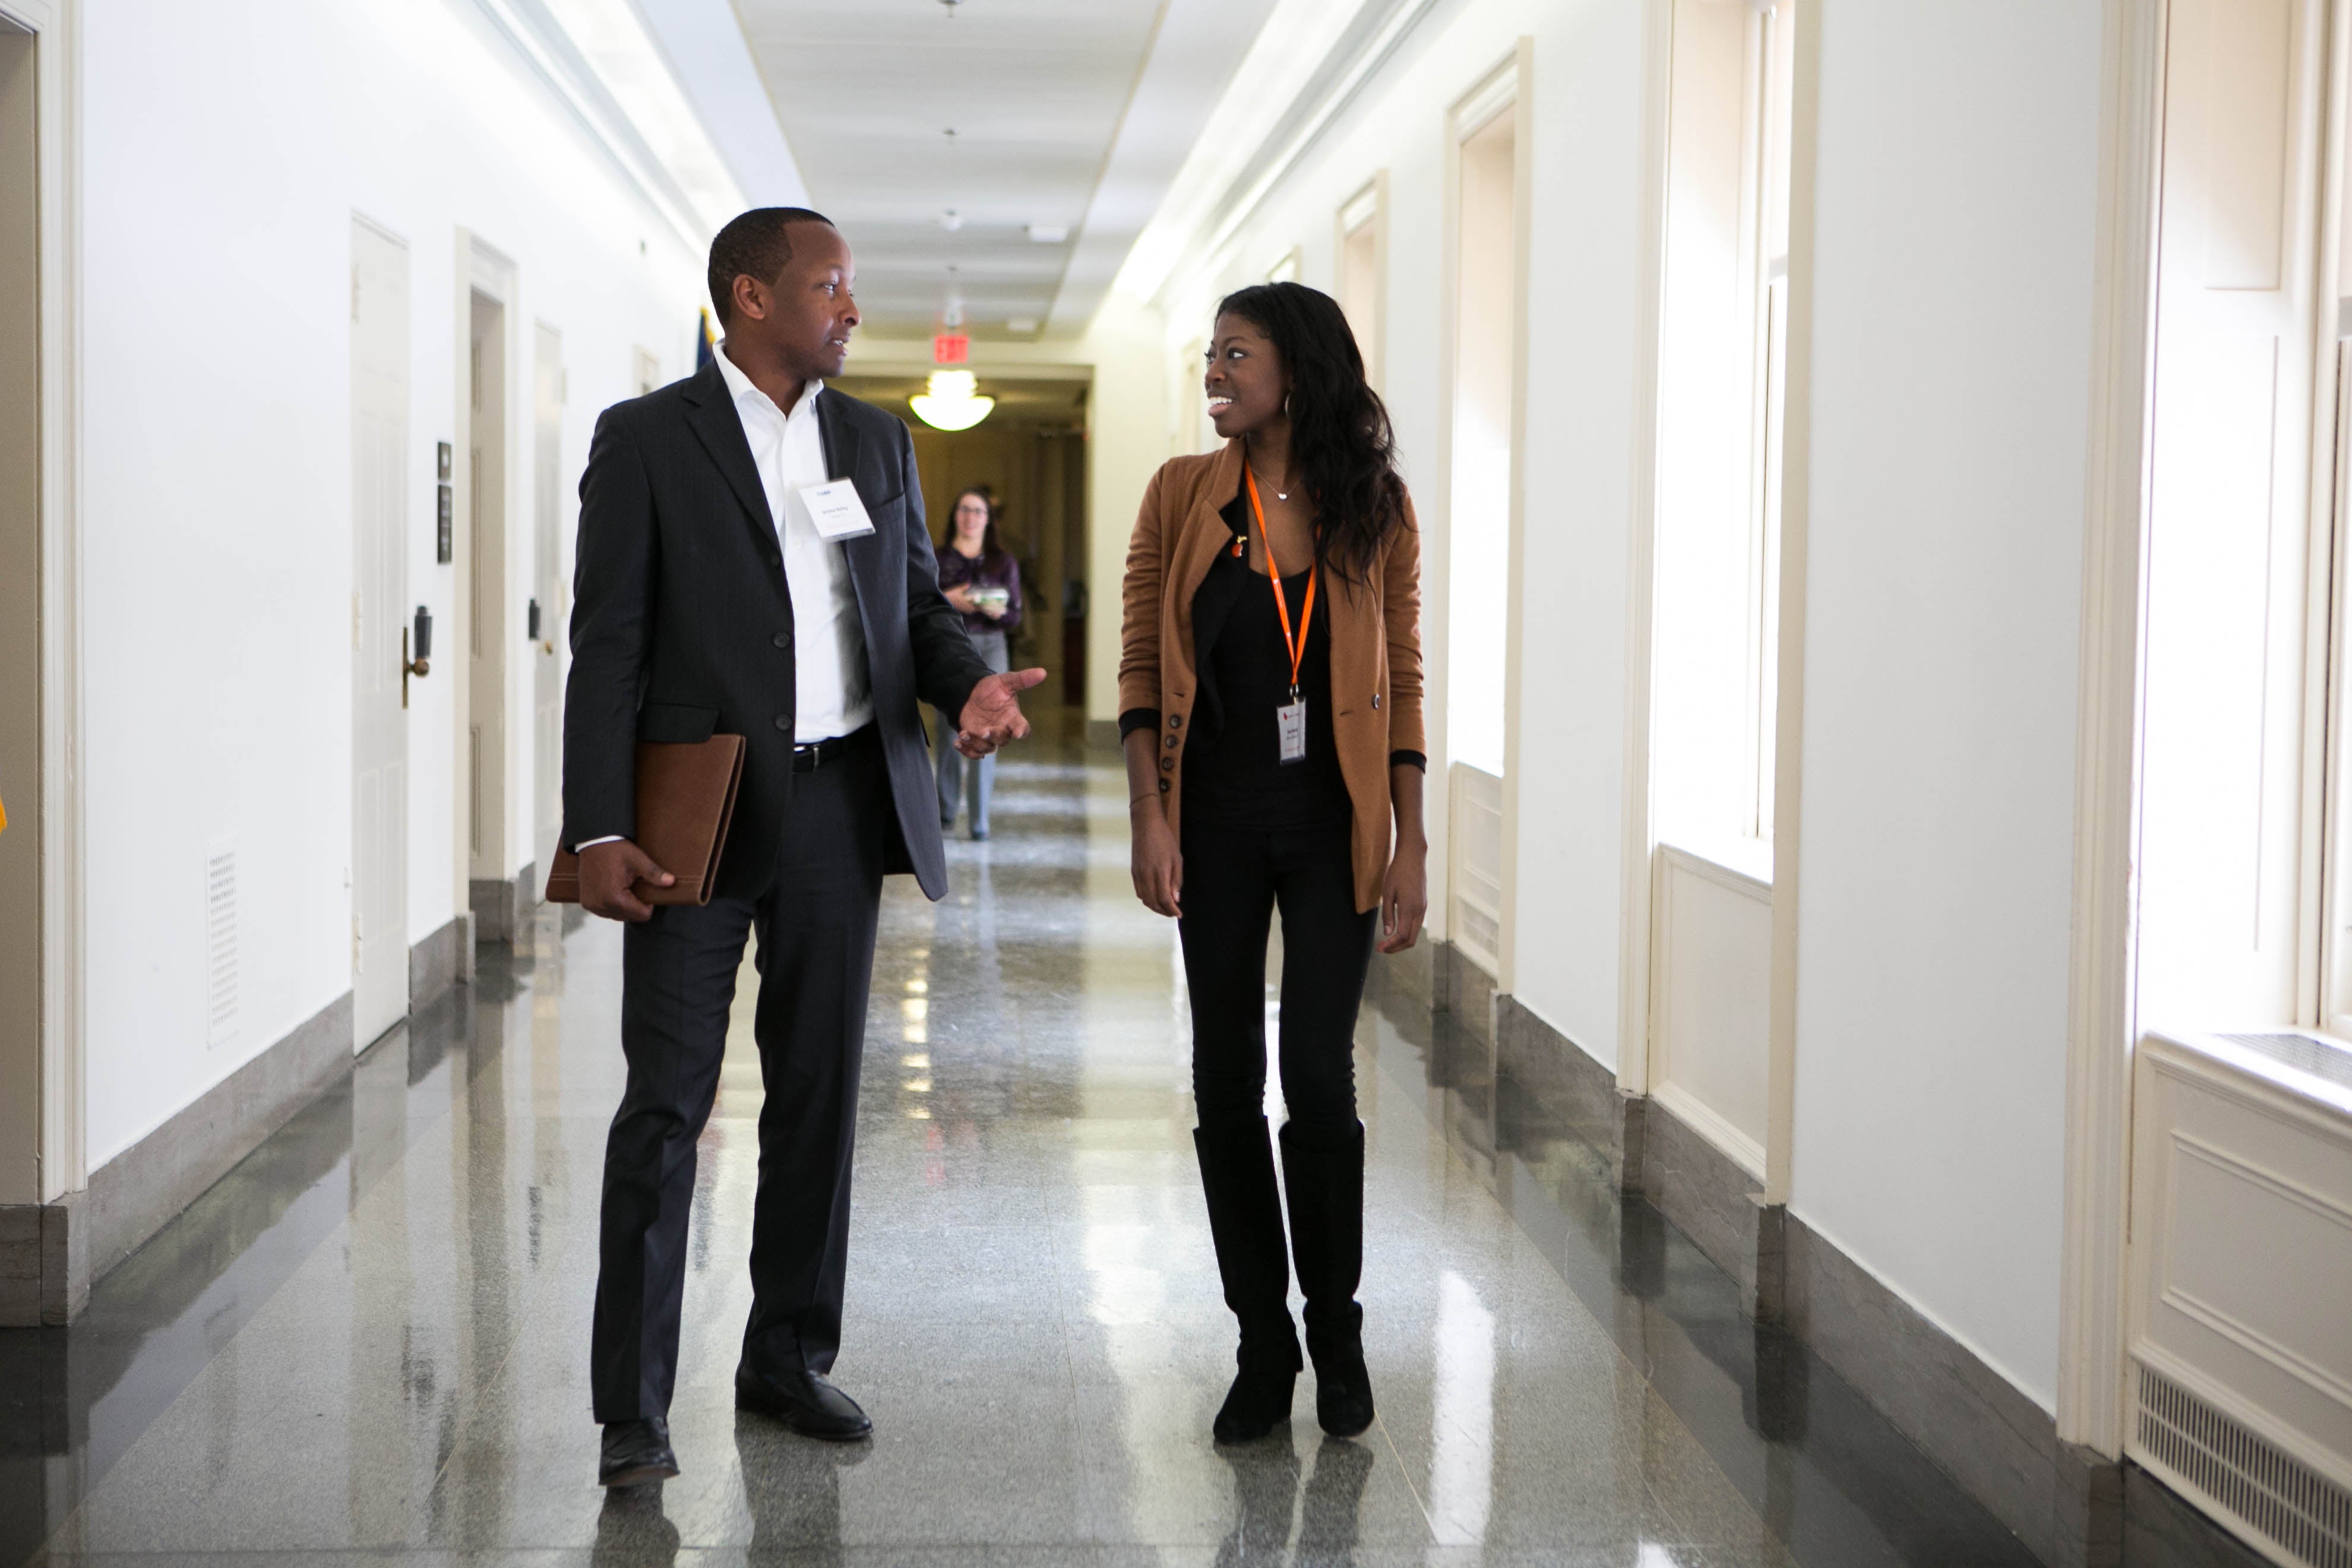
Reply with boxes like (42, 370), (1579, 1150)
(798, 479), (876, 541)
(1277, 698), (1307, 764)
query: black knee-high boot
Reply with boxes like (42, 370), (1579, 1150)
(1278, 1119), (1374, 1437)
(1193, 1117), (1301, 1443)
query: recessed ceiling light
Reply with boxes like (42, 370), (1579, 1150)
(1028, 224), (1068, 244)
(1007, 318), (1039, 334)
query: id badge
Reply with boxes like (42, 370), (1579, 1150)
(798, 479), (877, 540)
(1276, 698), (1307, 764)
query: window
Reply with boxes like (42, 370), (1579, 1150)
(2137, 0), (2330, 1036)
(1448, 82), (1519, 782)
(1445, 62), (1525, 980)
(1338, 176), (1385, 391)
(1648, 0), (1796, 872)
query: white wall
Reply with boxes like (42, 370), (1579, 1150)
(1147, 0), (1651, 1062)
(1127, 0), (2113, 1421)
(1784, 0), (2101, 1409)
(81, 0), (707, 1166)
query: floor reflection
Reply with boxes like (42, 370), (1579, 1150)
(0, 713), (2259, 1567)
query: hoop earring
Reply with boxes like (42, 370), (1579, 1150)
(1283, 392), (1294, 420)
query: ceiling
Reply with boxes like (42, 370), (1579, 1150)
(697, 0), (1281, 340)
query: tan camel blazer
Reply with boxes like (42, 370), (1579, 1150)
(1118, 440), (1425, 913)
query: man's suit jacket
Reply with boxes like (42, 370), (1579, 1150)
(561, 359), (992, 902)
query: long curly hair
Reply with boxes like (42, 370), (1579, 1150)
(1215, 281), (1407, 588)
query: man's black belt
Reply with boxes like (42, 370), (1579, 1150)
(792, 724), (876, 773)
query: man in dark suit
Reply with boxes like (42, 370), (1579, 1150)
(562, 207), (1045, 1486)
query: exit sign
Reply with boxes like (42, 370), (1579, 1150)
(933, 333), (970, 365)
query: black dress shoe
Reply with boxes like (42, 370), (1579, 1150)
(599, 1417), (679, 1487)
(735, 1365), (874, 1441)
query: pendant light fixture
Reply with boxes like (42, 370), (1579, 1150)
(911, 371), (995, 432)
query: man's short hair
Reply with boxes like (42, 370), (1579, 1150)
(707, 207), (834, 327)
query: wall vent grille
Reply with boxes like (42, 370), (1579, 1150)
(2136, 1363), (2352, 1568)
(205, 845), (238, 1044)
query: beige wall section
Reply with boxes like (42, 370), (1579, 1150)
(897, 421), (1086, 668)
(2058, 0), (2166, 1456)
(1083, 296), (1174, 726)
(0, 26), (40, 1206)
(1765, 0), (1822, 1208)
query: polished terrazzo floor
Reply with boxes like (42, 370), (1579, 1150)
(0, 725), (2214, 1566)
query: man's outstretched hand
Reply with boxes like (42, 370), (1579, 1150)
(956, 668), (1048, 758)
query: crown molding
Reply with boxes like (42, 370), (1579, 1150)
(1132, 0), (1446, 312)
(463, 0), (731, 251)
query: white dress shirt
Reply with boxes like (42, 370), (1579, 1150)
(714, 342), (873, 741)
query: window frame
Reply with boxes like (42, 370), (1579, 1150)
(1336, 173), (1388, 394)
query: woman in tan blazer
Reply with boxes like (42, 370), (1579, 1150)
(1120, 281), (1426, 1446)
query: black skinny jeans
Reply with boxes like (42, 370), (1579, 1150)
(1178, 817), (1379, 1133)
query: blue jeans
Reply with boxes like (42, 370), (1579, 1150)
(935, 629), (1009, 836)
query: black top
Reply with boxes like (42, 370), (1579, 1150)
(1119, 493), (1427, 776)
(1180, 502), (1351, 830)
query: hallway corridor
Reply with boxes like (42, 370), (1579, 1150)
(2, 732), (2109, 1568)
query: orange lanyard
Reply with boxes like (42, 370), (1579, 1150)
(1243, 461), (1316, 701)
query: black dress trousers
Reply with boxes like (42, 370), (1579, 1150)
(590, 734), (888, 1422)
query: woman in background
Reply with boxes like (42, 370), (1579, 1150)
(1119, 281), (1425, 1445)
(935, 486), (1023, 839)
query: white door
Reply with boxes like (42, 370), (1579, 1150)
(2137, 0), (2328, 1033)
(533, 324), (564, 885)
(351, 219), (410, 1049)
(468, 291), (510, 894)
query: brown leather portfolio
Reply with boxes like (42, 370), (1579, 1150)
(543, 735), (746, 908)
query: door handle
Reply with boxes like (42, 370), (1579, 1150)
(402, 622), (431, 709)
